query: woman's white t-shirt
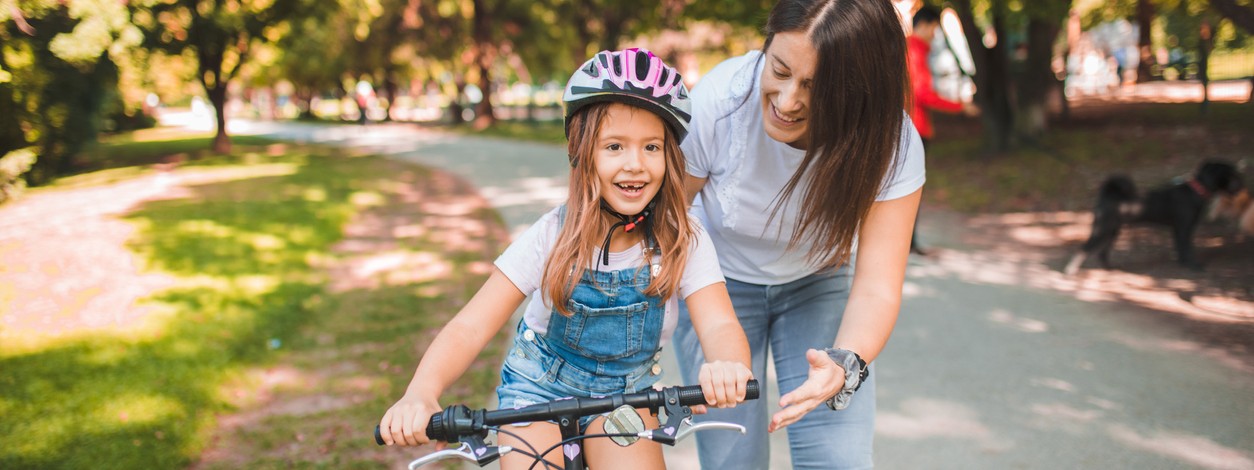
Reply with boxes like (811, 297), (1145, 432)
(494, 207), (726, 344)
(682, 51), (926, 285)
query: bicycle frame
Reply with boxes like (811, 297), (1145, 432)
(375, 380), (760, 470)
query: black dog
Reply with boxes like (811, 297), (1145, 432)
(1065, 161), (1245, 274)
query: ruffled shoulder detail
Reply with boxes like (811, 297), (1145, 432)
(713, 51), (763, 231)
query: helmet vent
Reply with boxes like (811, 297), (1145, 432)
(583, 60), (600, 78)
(635, 52), (651, 81)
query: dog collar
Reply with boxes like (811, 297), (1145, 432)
(1186, 179), (1210, 198)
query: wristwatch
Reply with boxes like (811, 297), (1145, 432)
(823, 348), (869, 411)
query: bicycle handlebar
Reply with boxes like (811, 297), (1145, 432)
(375, 380), (759, 445)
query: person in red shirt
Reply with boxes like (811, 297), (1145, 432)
(907, 6), (977, 255)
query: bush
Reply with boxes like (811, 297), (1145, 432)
(0, 148), (37, 204)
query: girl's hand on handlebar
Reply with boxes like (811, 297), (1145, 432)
(379, 394), (441, 447)
(698, 360), (753, 409)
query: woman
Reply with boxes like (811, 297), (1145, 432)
(672, 0), (922, 468)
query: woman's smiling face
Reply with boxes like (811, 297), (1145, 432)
(760, 31), (818, 149)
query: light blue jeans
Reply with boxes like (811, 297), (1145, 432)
(674, 268), (875, 469)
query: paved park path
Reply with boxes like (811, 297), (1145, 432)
(233, 118), (1253, 470)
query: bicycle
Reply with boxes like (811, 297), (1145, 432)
(374, 379), (760, 470)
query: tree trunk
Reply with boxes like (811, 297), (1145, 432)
(1014, 16), (1064, 145)
(572, 0), (596, 64)
(470, 0), (496, 129)
(383, 73), (398, 122)
(601, 9), (624, 52)
(1199, 18), (1213, 116)
(208, 84), (231, 154)
(199, 56), (232, 154)
(196, 30), (234, 154)
(1135, 0), (1155, 83)
(295, 87), (314, 119)
(449, 80), (466, 124)
(954, 0), (1014, 153)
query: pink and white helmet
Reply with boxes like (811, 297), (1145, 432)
(563, 48), (692, 141)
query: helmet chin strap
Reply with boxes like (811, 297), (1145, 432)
(598, 199), (655, 266)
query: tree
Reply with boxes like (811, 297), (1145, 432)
(250, 1), (350, 119)
(2, 0), (140, 183)
(950, 0), (1072, 152)
(1137, 0), (1156, 83)
(134, 0), (303, 153)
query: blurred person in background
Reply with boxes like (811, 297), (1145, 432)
(905, 5), (977, 256)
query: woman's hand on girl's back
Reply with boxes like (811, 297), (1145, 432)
(698, 360), (754, 408)
(379, 394), (443, 447)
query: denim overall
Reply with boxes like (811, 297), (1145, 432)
(496, 208), (665, 430)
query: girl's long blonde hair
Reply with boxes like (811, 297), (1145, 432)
(542, 102), (694, 316)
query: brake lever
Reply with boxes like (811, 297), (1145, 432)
(638, 417), (747, 446)
(405, 440), (511, 469)
(674, 420), (746, 442)
(641, 386), (692, 446)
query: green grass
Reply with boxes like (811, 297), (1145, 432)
(921, 101), (1254, 213)
(72, 132), (278, 176)
(37, 132), (281, 191)
(0, 147), (510, 469)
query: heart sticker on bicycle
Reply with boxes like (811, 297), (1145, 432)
(476, 447), (486, 457)
(664, 427), (675, 436)
(563, 443), (581, 460)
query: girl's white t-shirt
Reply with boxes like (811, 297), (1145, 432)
(494, 207), (726, 344)
(683, 51), (927, 285)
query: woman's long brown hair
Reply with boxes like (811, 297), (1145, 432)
(761, 0), (909, 271)
(542, 102), (694, 316)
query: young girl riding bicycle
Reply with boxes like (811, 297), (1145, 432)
(379, 48), (753, 470)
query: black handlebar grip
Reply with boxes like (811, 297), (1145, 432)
(675, 379), (760, 406)
(745, 379), (760, 400)
(374, 425), (384, 445)
(428, 408), (447, 442)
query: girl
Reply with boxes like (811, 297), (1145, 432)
(379, 48), (753, 470)
(672, 0), (924, 468)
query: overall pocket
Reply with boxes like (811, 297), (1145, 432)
(501, 334), (551, 383)
(559, 300), (649, 361)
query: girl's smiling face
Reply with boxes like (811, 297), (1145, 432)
(595, 103), (667, 216)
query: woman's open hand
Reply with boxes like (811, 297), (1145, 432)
(768, 349), (845, 433)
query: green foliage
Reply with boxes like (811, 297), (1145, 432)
(1, 1), (141, 184)
(0, 147), (36, 203)
(681, 0), (775, 29)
